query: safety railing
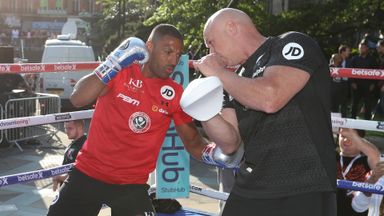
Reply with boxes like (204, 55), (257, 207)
(0, 104), (3, 144)
(3, 93), (61, 151)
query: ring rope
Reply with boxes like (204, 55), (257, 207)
(0, 62), (383, 80)
(0, 109), (382, 132)
(0, 163), (383, 200)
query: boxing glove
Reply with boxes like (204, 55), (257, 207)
(94, 37), (149, 84)
(202, 142), (244, 169)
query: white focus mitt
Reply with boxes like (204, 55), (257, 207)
(180, 76), (223, 121)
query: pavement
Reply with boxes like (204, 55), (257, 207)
(0, 121), (221, 216)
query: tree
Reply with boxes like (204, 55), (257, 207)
(94, 0), (384, 60)
(95, 0), (155, 58)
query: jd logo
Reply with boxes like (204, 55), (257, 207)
(160, 85), (175, 100)
(282, 42), (304, 60)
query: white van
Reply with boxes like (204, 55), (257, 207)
(40, 34), (95, 111)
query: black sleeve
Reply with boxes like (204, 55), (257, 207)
(267, 32), (324, 76)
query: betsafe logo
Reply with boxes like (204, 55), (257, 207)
(282, 42), (304, 60)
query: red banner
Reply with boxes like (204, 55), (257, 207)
(0, 62), (100, 74)
(0, 62), (383, 80)
(330, 67), (384, 80)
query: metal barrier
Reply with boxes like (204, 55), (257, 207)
(3, 93), (61, 151)
(0, 104), (3, 144)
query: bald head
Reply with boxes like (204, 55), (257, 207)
(204, 8), (254, 34)
(202, 8), (264, 66)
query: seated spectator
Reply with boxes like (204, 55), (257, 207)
(352, 160), (384, 216)
(52, 120), (87, 191)
(337, 128), (380, 216)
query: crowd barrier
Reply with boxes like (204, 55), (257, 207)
(0, 105), (3, 144)
(1, 93), (60, 151)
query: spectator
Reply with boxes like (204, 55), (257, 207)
(52, 120), (87, 191)
(338, 44), (352, 117)
(330, 53), (349, 117)
(374, 40), (384, 118)
(336, 128), (380, 216)
(352, 160), (384, 216)
(339, 44), (352, 68)
(350, 39), (378, 120)
(11, 29), (19, 45)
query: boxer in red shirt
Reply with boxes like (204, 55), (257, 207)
(47, 24), (243, 216)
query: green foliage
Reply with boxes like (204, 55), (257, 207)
(94, 0), (384, 60)
(95, 0), (155, 57)
(144, 0), (227, 54)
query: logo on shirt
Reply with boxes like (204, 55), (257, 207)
(160, 85), (175, 100)
(152, 105), (169, 115)
(282, 42), (304, 60)
(252, 66), (265, 78)
(66, 148), (75, 161)
(124, 78), (144, 93)
(128, 78), (143, 88)
(117, 93), (140, 106)
(129, 112), (151, 133)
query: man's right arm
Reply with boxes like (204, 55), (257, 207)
(70, 73), (107, 108)
(70, 37), (148, 108)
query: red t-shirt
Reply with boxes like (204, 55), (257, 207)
(75, 64), (192, 184)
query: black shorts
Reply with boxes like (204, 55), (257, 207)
(47, 168), (155, 216)
(223, 191), (336, 216)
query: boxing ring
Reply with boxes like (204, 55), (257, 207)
(0, 62), (383, 215)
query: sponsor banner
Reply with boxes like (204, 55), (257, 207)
(0, 110), (93, 130)
(0, 108), (381, 133)
(0, 62), (100, 74)
(337, 179), (384, 195)
(0, 164), (73, 187)
(156, 55), (190, 199)
(190, 185), (229, 201)
(1, 61), (383, 80)
(331, 112), (341, 133)
(331, 117), (384, 132)
(331, 67), (384, 80)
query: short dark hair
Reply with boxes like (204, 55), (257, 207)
(359, 39), (368, 46)
(148, 24), (183, 42)
(338, 44), (349, 54)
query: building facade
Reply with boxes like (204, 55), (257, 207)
(0, 0), (103, 62)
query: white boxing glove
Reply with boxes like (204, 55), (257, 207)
(202, 142), (244, 169)
(94, 37), (149, 84)
(180, 76), (223, 121)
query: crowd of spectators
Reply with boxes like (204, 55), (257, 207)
(330, 30), (384, 120)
